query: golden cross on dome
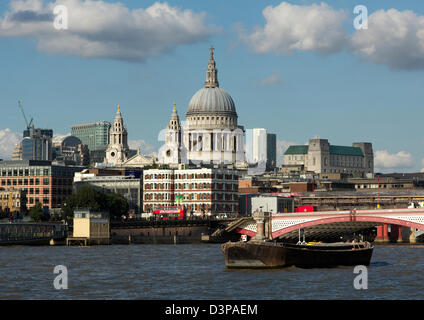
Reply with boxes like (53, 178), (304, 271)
(117, 104), (120, 113)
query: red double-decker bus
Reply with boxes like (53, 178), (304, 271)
(152, 206), (185, 220)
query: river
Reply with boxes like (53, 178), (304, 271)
(0, 244), (423, 300)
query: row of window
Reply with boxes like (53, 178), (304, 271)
(0, 178), (73, 186)
(145, 193), (236, 201)
(144, 182), (237, 191)
(0, 168), (50, 177)
(144, 173), (237, 180)
(144, 203), (237, 212)
(1, 178), (50, 186)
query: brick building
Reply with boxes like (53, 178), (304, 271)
(143, 167), (239, 216)
(0, 188), (26, 215)
(0, 160), (83, 210)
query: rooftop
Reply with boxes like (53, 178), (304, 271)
(284, 145), (364, 156)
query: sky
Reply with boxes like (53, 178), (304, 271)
(0, 0), (423, 173)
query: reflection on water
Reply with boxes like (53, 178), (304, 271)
(0, 244), (423, 300)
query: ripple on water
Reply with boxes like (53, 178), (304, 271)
(1, 244), (424, 299)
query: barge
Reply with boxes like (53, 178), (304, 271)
(221, 241), (374, 269)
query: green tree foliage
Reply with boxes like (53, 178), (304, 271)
(62, 185), (128, 220)
(29, 203), (44, 222)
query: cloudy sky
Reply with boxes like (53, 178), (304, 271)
(0, 0), (423, 172)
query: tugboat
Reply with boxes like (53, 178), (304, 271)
(221, 211), (374, 269)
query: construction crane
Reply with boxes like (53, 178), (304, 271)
(18, 100), (33, 129)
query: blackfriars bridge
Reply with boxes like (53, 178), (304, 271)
(229, 208), (424, 243)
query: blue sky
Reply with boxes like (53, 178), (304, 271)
(0, 0), (423, 172)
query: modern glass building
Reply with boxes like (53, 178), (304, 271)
(21, 128), (53, 161)
(266, 133), (277, 170)
(71, 121), (111, 152)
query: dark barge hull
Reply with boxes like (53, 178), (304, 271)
(221, 242), (374, 269)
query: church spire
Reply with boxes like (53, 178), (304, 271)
(205, 46), (219, 88)
(169, 102), (180, 123)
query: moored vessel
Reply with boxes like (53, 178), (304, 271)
(221, 241), (374, 269)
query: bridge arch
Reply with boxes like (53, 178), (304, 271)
(271, 215), (424, 239)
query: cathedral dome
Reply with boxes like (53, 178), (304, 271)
(186, 47), (237, 118)
(187, 87), (236, 116)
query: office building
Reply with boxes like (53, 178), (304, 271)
(0, 160), (84, 210)
(12, 143), (22, 161)
(247, 128), (277, 171)
(71, 121), (111, 152)
(52, 135), (89, 166)
(73, 169), (143, 214)
(21, 127), (53, 161)
(143, 167), (239, 216)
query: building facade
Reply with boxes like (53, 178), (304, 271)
(21, 128), (53, 161)
(52, 135), (89, 166)
(143, 167), (239, 216)
(73, 170), (143, 214)
(0, 160), (83, 210)
(249, 128), (277, 171)
(0, 188), (26, 215)
(71, 121), (111, 152)
(266, 133), (277, 170)
(284, 139), (374, 177)
(12, 143), (22, 161)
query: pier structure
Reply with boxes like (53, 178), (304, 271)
(66, 208), (110, 246)
(0, 222), (66, 245)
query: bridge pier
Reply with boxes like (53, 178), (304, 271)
(375, 225), (390, 243)
(251, 210), (270, 242)
(409, 229), (417, 244)
(389, 225), (403, 243)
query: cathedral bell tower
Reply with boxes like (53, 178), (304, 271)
(105, 105), (130, 166)
(159, 103), (185, 165)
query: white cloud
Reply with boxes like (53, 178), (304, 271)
(128, 139), (157, 157)
(0, 129), (22, 160)
(351, 9), (424, 70)
(277, 140), (298, 166)
(0, 0), (217, 62)
(238, 2), (348, 55)
(374, 150), (415, 172)
(255, 72), (283, 87)
(238, 2), (424, 71)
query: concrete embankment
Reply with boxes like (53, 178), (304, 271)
(111, 225), (210, 244)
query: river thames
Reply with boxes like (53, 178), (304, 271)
(0, 244), (423, 300)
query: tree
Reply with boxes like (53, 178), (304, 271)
(61, 185), (129, 220)
(105, 193), (129, 220)
(30, 203), (44, 222)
